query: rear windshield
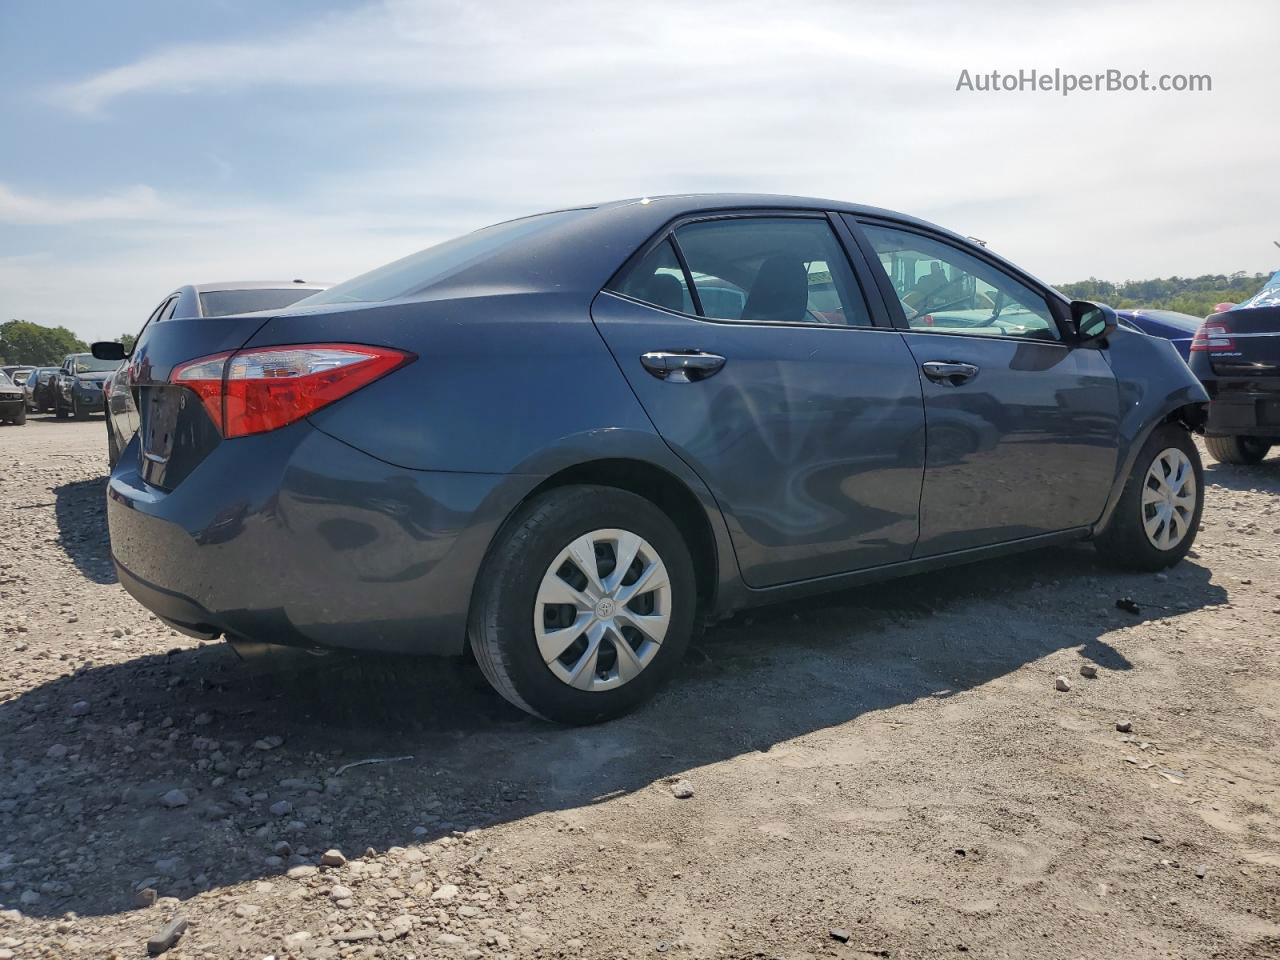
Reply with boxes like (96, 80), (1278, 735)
(70, 354), (119, 373)
(199, 288), (322, 318)
(298, 209), (589, 306)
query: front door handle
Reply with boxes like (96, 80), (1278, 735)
(921, 360), (979, 385)
(640, 351), (726, 383)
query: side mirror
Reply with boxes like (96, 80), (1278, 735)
(91, 341), (126, 362)
(1070, 300), (1117, 346)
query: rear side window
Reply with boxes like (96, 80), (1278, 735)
(199, 288), (319, 318)
(610, 239), (694, 314)
(610, 216), (872, 327)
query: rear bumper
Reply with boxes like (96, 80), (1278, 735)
(107, 420), (541, 655)
(1203, 378), (1280, 439)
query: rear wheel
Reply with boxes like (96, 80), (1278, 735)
(468, 485), (697, 724)
(12, 407), (25, 425)
(1094, 423), (1203, 571)
(1204, 434), (1271, 465)
(54, 403), (68, 419)
(72, 396), (90, 421)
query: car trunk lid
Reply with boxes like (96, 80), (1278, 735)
(131, 314), (275, 489)
(1193, 305), (1280, 377)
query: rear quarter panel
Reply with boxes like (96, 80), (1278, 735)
(257, 293), (659, 474)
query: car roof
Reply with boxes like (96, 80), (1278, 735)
(192, 280), (332, 293)
(567, 193), (967, 237)
(274, 194), (1064, 318)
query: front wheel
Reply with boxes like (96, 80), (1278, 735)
(1204, 434), (1271, 465)
(72, 396), (90, 421)
(468, 485), (697, 724)
(12, 407), (25, 425)
(1094, 423), (1204, 571)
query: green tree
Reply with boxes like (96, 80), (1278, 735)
(1056, 272), (1272, 318)
(118, 333), (137, 353)
(0, 320), (88, 366)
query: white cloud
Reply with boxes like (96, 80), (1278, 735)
(8, 0), (1279, 340)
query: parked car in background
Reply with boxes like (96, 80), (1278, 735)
(1116, 308), (1201, 361)
(98, 195), (1208, 724)
(1190, 269), (1280, 464)
(0, 371), (26, 425)
(101, 280), (330, 467)
(23, 367), (60, 412)
(53, 353), (119, 420)
(2, 365), (35, 387)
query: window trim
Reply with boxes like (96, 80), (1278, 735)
(845, 215), (1073, 346)
(603, 209), (892, 331)
(128, 292), (179, 358)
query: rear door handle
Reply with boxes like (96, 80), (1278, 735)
(921, 360), (979, 385)
(640, 351), (726, 383)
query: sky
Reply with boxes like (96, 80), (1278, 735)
(1, 0), (1277, 342)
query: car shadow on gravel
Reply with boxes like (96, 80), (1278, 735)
(52, 477), (116, 585)
(1202, 455), (1280, 494)
(0, 545), (1226, 918)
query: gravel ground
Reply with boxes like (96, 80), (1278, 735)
(1, 413), (1278, 960)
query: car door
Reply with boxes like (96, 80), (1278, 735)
(56, 357), (73, 407)
(591, 211), (926, 588)
(847, 217), (1120, 556)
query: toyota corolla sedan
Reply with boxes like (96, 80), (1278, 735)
(98, 195), (1209, 724)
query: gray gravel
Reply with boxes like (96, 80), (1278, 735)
(2, 413), (1279, 958)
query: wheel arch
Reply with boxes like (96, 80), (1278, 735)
(1093, 399), (1206, 539)
(509, 458), (721, 610)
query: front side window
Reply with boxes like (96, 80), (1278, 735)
(861, 223), (1059, 341)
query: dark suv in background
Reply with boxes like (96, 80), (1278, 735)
(54, 352), (119, 419)
(103, 280), (330, 466)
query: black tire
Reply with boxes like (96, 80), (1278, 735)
(12, 407), (25, 425)
(72, 396), (90, 421)
(1204, 434), (1270, 465)
(468, 485), (698, 724)
(1094, 423), (1204, 571)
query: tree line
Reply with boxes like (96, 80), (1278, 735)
(1056, 271), (1271, 318)
(0, 321), (134, 366)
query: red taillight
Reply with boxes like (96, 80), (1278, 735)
(1190, 321), (1235, 352)
(171, 343), (413, 438)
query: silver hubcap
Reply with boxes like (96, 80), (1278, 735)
(1142, 447), (1196, 550)
(534, 528), (671, 692)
